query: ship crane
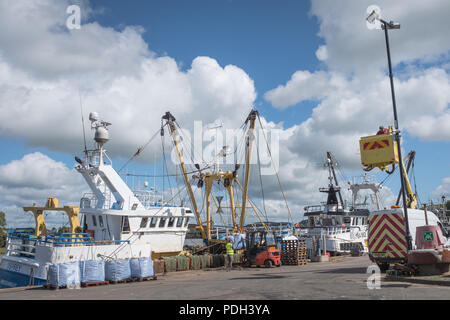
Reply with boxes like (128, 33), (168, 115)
(161, 110), (259, 244)
(161, 110), (293, 249)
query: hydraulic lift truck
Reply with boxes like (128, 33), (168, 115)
(243, 230), (281, 268)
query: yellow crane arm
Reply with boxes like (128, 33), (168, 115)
(163, 112), (206, 239)
(239, 110), (258, 233)
(400, 160), (417, 209)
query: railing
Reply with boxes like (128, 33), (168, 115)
(52, 234), (129, 246)
(304, 204), (345, 213)
(304, 225), (367, 237)
(6, 230), (132, 253)
(51, 233), (94, 246)
(93, 240), (130, 245)
(6, 229), (39, 258)
(306, 226), (350, 236)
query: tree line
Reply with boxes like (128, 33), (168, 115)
(0, 211), (6, 250)
(0, 211), (74, 250)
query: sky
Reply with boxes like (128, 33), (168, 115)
(0, 0), (448, 228)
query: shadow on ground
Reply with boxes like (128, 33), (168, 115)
(381, 284), (411, 288)
(316, 267), (368, 274)
(229, 274), (286, 280)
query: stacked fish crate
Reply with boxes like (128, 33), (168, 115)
(280, 240), (307, 266)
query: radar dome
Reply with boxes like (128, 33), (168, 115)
(95, 126), (109, 145)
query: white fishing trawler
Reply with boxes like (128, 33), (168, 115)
(0, 112), (194, 288)
(301, 153), (383, 256)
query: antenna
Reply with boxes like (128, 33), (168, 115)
(79, 90), (88, 161)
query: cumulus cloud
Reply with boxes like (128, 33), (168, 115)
(262, 0), (450, 213)
(0, 0), (256, 162)
(1, 0), (447, 227)
(0, 0), (259, 226)
(0, 152), (88, 227)
(433, 176), (450, 199)
(310, 0), (450, 73)
(264, 71), (331, 109)
(265, 0), (450, 162)
(315, 45), (328, 61)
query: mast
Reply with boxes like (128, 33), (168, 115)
(239, 110), (258, 233)
(326, 152), (344, 208)
(162, 112), (206, 239)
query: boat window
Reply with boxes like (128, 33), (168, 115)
(122, 216), (130, 233)
(355, 217), (359, 225)
(168, 217), (175, 227)
(150, 217), (158, 228)
(140, 217), (149, 228)
(186, 210), (192, 213)
(92, 215), (97, 227)
(343, 217), (350, 224)
(159, 217), (167, 228)
(98, 215), (104, 228)
(184, 217), (190, 227)
(176, 217), (183, 228)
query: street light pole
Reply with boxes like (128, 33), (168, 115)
(380, 19), (412, 251)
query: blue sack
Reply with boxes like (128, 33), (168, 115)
(79, 260), (105, 283)
(130, 257), (154, 278)
(105, 260), (131, 281)
(48, 262), (80, 287)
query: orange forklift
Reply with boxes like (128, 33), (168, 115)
(243, 230), (281, 268)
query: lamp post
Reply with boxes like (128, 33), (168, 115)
(366, 7), (412, 251)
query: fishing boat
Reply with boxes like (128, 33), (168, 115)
(0, 112), (194, 288)
(300, 153), (382, 256)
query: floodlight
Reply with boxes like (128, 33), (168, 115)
(366, 10), (379, 24)
(366, 5), (382, 30)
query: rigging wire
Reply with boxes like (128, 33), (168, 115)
(119, 163), (215, 178)
(161, 133), (176, 203)
(174, 121), (207, 167)
(256, 113), (293, 225)
(118, 124), (167, 173)
(411, 159), (422, 207)
(256, 135), (270, 225)
(78, 90), (88, 158)
(379, 167), (394, 186)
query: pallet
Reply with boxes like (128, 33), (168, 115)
(46, 284), (67, 290)
(281, 260), (307, 266)
(131, 276), (158, 282)
(81, 281), (109, 288)
(282, 255), (307, 258)
(108, 279), (133, 284)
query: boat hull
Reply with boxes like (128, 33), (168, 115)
(0, 267), (46, 289)
(0, 242), (152, 289)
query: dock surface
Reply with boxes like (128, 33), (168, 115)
(1, 256), (449, 300)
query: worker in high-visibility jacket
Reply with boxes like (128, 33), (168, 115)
(226, 238), (234, 271)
